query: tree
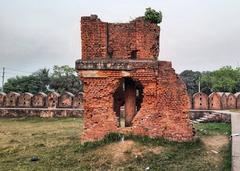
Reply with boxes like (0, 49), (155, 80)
(3, 65), (82, 94)
(203, 66), (240, 93)
(3, 75), (46, 94)
(49, 65), (82, 94)
(180, 70), (201, 95)
(181, 66), (240, 95)
(144, 7), (162, 24)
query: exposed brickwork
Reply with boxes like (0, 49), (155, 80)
(81, 15), (159, 60)
(226, 93), (237, 109)
(209, 92), (222, 110)
(0, 92), (6, 107)
(0, 92), (84, 118)
(78, 15), (193, 143)
(77, 61), (193, 142)
(235, 93), (240, 109)
(0, 92), (83, 109)
(188, 95), (193, 109)
(18, 93), (33, 107)
(73, 92), (84, 108)
(220, 93), (227, 109)
(5, 92), (20, 107)
(32, 92), (47, 107)
(59, 92), (74, 108)
(47, 92), (60, 108)
(193, 92), (208, 110)
(0, 108), (83, 118)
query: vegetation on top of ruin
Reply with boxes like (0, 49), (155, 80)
(144, 7), (162, 24)
(0, 118), (231, 170)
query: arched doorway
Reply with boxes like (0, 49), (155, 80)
(113, 77), (144, 127)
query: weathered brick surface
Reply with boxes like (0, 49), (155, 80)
(81, 15), (159, 60)
(235, 93), (240, 109)
(47, 92), (60, 108)
(193, 92), (208, 110)
(78, 15), (193, 143)
(18, 92), (33, 108)
(0, 92), (6, 107)
(188, 95), (193, 109)
(73, 92), (83, 108)
(0, 92), (84, 118)
(226, 93), (237, 109)
(220, 93), (227, 109)
(5, 92), (20, 107)
(59, 92), (74, 108)
(0, 108), (83, 118)
(32, 92), (47, 107)
(209, 92), (222, 110)
(77, 61), (193, 142)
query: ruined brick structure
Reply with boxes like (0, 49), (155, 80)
(209, 92), (222, 110)
(81, 15), (159, 60)
(226, 93), (237, 109)
(76, 15), (193, 143)
(235, 93), (240, 109)
(18, 93), (33, 108)
(5, 92), (20, 107)
(193, 92), (208, 110)
(220, 92), (227, 109)
(73, 92), (83, 108)
(32, 92), (47, 107)
(0, 92), (6, 107)
(59, 92), (74, 108)
(0, 91), (83, 117)
(47, 92), (60, 108)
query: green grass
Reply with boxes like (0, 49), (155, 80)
(0, 118), (231, 171)
(195, 122), (231, 136)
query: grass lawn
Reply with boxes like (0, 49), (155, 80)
(0, 117), (231, 171)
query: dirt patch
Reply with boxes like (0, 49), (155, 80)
(98, 140), (165, 163)
(202, 135), (229, 152)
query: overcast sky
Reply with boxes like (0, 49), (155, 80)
(1, 0), (240, 79)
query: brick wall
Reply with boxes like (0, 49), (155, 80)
(0, 91), (84, 117)
(0, 91), (83, 109)
(193, 92), (208, 110)
(81, 15), (159, 60)
(77, 60), (193, 143)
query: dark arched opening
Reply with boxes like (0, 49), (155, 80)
(113, 77), (144, 127)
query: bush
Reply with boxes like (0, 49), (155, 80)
(144, 7), (162, 24)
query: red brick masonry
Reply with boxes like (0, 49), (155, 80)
(77, 15), (193, 143)
(76, 60), (193, 142)
(81, 15), (159, 60)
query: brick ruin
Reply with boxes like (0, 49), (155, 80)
(76, 15), (194, 143)
(192, 91), (239, 110)
(236, 93), (240, 109)
(193, 92), (209, 110)
(0, 91), (83, 117)
(226, 93), (237, 109)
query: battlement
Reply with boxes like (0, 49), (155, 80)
(81, 15), (160, 60)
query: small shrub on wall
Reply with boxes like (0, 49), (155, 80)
(144, 7), (162, 24)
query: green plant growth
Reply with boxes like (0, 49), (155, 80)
(0, 118), (231, 171)
(144, 7), (162, 24)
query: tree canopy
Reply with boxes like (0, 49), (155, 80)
(180, 66), (240, 95)
(3, 65), (82, 94)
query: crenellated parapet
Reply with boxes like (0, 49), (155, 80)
(192, 91), (240, 110)
(0, 91), (84, 109)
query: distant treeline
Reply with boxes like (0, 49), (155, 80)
(2, 65), (82, 94)
(180, 66), (240, 96)
(3, 65), (239, 96)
